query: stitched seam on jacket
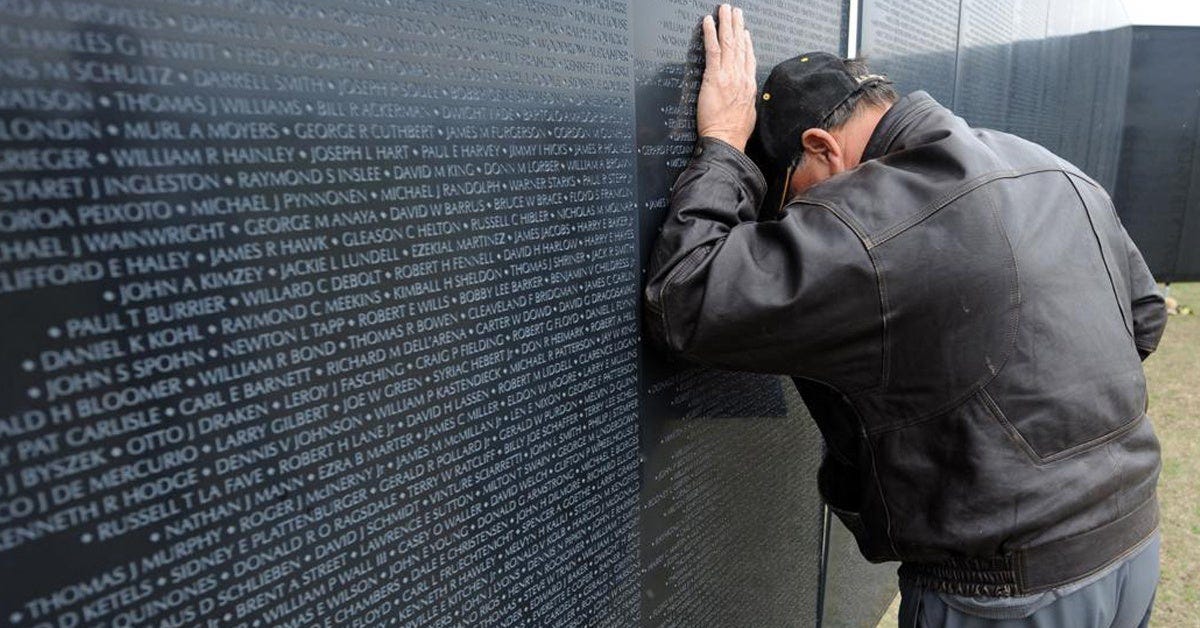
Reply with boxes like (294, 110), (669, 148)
(869, 392), (974, 435)
(864, 417), (902, 560)
(869, 247), (891, 391)
(792, 199), (873, 246)
(1019, 495), (1156, 550)
(1038, 412), (1146, 464)
(1016, 549), (1028, 592)
(1063, 168), (1105, 191)
(785, 202), (884, 392)
(982, 383), (1148, 464)
(867, 167), (1066, 248)
(829, 392), (901, 561)
(1064, 172), (1135, 340)
(978, 388), (1043, 464)
(866, 187), (1021, 435)
(987, 181), (1023, 396)
(657, 244), (712, 354)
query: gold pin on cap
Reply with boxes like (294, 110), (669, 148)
(762, 93), (771, 101)
(800, 56), (809, 62)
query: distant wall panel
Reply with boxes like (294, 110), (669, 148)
(1115, 26), (1200, 281)
(955, 0), (1019, 131)
(950, 0), (1130, 193)
(859, 0), (962, 108)
(863, 0), (1130, 194)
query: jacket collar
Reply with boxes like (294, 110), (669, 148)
(861, 91), (942, 163)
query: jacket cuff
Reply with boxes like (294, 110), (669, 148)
(692, 136), (768, 200)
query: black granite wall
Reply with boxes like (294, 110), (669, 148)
(1115, 26), (1200, 282)
(0, 1), (847, 626)
(860, 0), (1131, 193)
(0, 1), (1165, 628)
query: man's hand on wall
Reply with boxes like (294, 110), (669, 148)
(697, 4), (757, 152)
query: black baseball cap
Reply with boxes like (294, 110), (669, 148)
(752, 52), (892, 170)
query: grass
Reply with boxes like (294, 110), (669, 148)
(875, 282), (1199, 626)
(1144, 281), (1200, 625)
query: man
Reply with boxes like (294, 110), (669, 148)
(643, 5), (1168, 626)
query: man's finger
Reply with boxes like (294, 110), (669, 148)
(718, 4), (735, 52)
(731, 7), (746, 68)
(702, 15), (720, 66)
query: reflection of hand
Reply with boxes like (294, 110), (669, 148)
(697, 4), (757, 152)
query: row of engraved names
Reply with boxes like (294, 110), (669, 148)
(1, 207), (634, 271)
(5, 264), (638, 467)
(12, 238), (637, 389)
(0, 16), (630, 74)
(6, 289), (638, 469)
(2, 360), (637, 606)
(10, 451), (638, 627)
(0, 214), (634, 296)
(0, 143), (632, 182)
(2, 304), (639, 524)
(4, 374), (643, 624)
(0, 42), (633, 95)
(0, 191), (631, 237)
(4, 370), (634, 557)
(0, 4), (632, 76)
(7, 385), (638, 626)
(0, 83), (635, 123)
(0, 156), (634, 204)
(0, 75), (633, 124)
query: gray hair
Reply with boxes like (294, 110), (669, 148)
(792, 57), (898, 168)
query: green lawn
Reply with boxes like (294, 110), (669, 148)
(1144, 281), (1200, 625)
(876, 283), (1199, 626)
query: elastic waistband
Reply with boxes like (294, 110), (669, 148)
(898, 497), (1159, 596)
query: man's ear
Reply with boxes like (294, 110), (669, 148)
(800, 128), (842, 166)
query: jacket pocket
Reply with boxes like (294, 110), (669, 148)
(980, 387), (1144, 464)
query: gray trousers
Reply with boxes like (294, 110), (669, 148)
(898, 533), (1160, 628)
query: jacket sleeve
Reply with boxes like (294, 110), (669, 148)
(643, 137), (881, 390)
(1121, 228), (1167, 360)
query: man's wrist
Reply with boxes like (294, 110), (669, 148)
(699, 132), (748, 153)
